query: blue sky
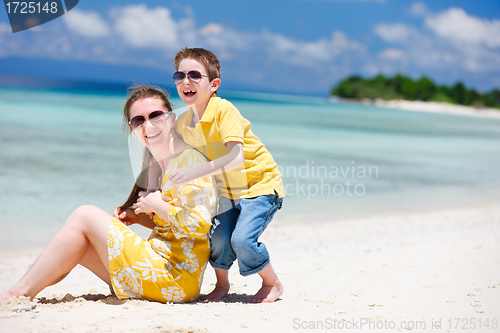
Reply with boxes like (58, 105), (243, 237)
(1, 0), (499, 95)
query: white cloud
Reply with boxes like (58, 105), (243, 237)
(0, 21), (11, 33)
(374, 23), (416, 43)
(61, 4), (369, 72)
(425, 7), (500, 48)
(3, 3), (498, 93)
(409, 1), (430, 17)
(304, 0), (386, 2)
(331, 31), (363, 54)
(373, 6), (500, 77)
(112, 4), (178, 49)
(2, 4), (365, 72)
(378, 48), (406, 61)
(271, 33), (333, 63)
(193, 22), (365, 67)
(260, 30), (364, 68)
(199, 23), (223, 36)
(63, 9), (110, 38)
(200, 28), (254, 58)
(176, 17), (199, 47)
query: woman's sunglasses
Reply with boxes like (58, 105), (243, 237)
(172, 70), (211, 85)
(129, 110), (171, 130)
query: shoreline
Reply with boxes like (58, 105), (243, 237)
(337, 97), (500, 119)
(1, 203), (499, 332)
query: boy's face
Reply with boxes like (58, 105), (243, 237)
(176, 58), (220, 112)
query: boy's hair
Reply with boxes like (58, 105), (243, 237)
(173, 47), (221, 90)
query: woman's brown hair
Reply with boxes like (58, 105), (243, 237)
(119, 84), (172, 211)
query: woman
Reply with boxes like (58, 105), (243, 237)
(0, 85), (216, 303)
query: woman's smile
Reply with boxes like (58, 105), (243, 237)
(129, 97), (174, 154)
(146, 131), (162, 139)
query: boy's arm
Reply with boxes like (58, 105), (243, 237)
(168, 142), (244, 186)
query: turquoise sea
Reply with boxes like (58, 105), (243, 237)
(1, 87), (500, 249)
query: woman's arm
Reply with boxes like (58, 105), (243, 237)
(135, 168), (216, 238)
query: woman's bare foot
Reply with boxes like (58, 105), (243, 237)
(245, 280), (283, 303)
(0, 290), (28, 301)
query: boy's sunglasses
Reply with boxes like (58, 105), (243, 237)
(172, 70), (211, 85)
(129, 110), (171, 130)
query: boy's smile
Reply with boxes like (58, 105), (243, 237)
(183, 90), (196, 97)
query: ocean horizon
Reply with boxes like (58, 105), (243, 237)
(1, 84), (500, 250)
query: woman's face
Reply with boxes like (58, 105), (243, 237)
(129, 97), (175, 152)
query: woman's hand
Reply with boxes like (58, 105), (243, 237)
(114, 206), (156, 229)
(133, 191), (171, 215)
(113, 207), (145, 226)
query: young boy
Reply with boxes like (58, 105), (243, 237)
(164, 47), (284, 303)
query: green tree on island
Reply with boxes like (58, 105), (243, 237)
(331, 74), (500, 109)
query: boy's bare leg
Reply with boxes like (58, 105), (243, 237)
(245, 263), (283, 303)
(200, 268), (230, 301)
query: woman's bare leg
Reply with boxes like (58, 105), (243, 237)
(79, 244), (112, 286)
(48, 245), (111, 287)
(0, 205), (112, 300)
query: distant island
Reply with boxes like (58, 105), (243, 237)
(331, 74), (500, 109)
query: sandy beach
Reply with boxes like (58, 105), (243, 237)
(372, 99), (500, 119)
(1, 203), (499, 332)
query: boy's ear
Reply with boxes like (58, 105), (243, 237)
(210, 78), (221, 93)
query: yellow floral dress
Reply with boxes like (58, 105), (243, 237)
(107, 148), (216, 303)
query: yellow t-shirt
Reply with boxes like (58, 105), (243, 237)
(175, 95), (285, 200)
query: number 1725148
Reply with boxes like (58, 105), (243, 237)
(5, 2), (58, 14)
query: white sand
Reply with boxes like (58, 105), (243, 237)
(1, 205), (499, 332)
(373, 99), (500, 119)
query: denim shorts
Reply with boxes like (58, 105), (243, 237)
(209, 192), (283, 276)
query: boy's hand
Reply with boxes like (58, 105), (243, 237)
(168, 165), (202, 186)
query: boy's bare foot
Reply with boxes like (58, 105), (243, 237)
(200, 269), (230, 302)
(245, 263), (283, 303)
(245, 280), (283, 303)
(200, 284), (230, 302)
